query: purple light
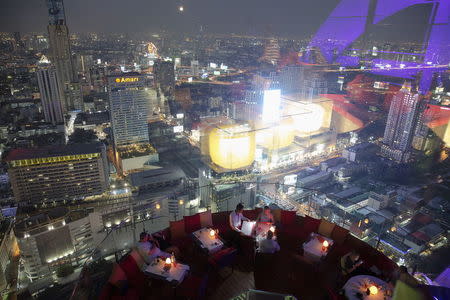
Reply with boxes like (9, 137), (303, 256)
(307, 0), (450, 92)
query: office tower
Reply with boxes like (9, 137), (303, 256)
(47, 0), (82, 112)
(5, 143), (109, 204)
(154, 60), (175, 97)
(108, 74), (151, 147)
(36, 66), (64, 125)
(280, 65), (304, 94)
(381, 82), (421, 162)
(301, 72), (327, 101)
(260, 39), (280, 65)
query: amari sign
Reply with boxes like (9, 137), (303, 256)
(115, 77), (139, 83)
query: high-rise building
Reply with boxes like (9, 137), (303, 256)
(108, 74), (151, 147)
(280, 65), (304, 94)
(5, 143), (109, 204)
(301, 72), (327, 101)
(381, 82), (421, 162)
(36, 66), (64, 125)
(47, 0), (82, 112)
(260, 39), (280, 65)
(154, 60), (175, 98)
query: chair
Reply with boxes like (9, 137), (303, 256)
(208, 247), (238, 278)
(176, 273), (209, 300)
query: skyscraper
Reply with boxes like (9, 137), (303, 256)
(381, 82), (421, 162)
(108, 74), (151, 147)
(47, 0), (82, 112)
(36, 66), (64, 125)
(301, 72), (327, 101)
(260, 39), (280, 65)
(280, 65), (304, 94)
(154, 60), (175, 98)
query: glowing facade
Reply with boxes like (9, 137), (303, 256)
(209, 124), (256, 170)
(308, 0), (450, 92)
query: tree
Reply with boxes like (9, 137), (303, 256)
(56, 264), (74, 278)
(68, 128), (98, 144)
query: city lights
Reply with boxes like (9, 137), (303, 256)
(262, 89), (281, 124)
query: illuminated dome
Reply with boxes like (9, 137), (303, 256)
(292, 103), (325, 133)
(209, 124), (255, 170)
(256, 119), (294, 150)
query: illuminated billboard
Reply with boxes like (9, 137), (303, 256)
(173, 125), (184, 133)
(262, 89), (281, 124)
(209, 124), (255, 170)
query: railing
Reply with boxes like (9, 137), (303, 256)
(60, 180), (436, 299)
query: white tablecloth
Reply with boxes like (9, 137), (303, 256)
(343, 275), (392, 300)
(192, 228), (224, 254)
(145, 259), (190, 284)
(302, 233), (333, 262)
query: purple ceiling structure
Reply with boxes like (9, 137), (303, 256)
(307, 0), (450, 92)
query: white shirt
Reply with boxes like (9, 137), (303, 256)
(137, 241), (170, 263)
(259, 239), (280, 254)
(230, 211), (246, 230)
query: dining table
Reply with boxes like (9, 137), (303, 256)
(302, 232), (334, 262)
(145, 257), (190, 285)
(192, 227), (224, 254)
(343, 275), (393, 300)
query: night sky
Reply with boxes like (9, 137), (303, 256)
(0, 0), (431, 40)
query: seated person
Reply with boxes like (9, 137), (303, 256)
(149, 232), (181, 258)
(340, 251), (363, 276)
(137, 232), (171, 264)
(258, 230), (280, 254)
(229, 203), (250, 233)
(257, 206), (274, 224)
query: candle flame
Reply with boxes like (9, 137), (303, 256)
(369, 285), (378, 295)
(323, 240), (329, 247)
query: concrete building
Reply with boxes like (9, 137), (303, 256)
(297, 171), (331, 188)
(342, 142), (379, 162)
(5, 143), (109, 204)
(0, 219), (19, 290)
(36, 66), (64, 125)
(15, 208), (103, 282)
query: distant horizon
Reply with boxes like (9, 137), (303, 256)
(0, 0), (432, 43)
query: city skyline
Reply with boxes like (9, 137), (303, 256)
(0, 0), (436, 41)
